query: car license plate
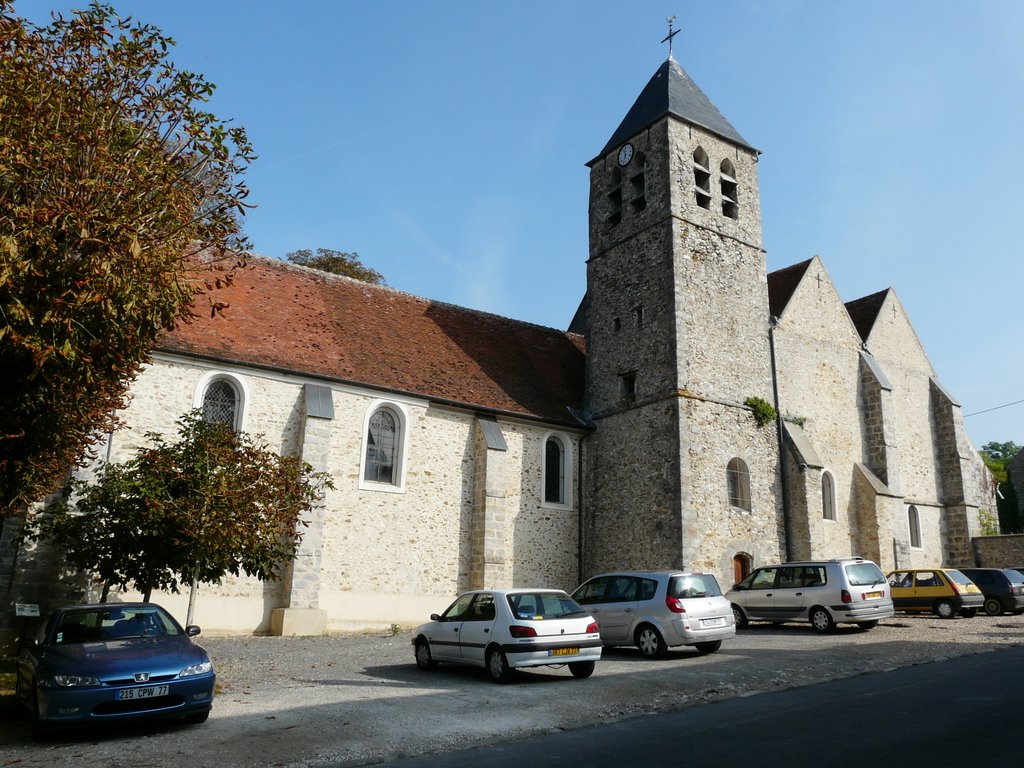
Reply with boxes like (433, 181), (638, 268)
(549, 647), (578, 657)
(116, 685), (169, 700)
(700, 617), (726, 628)
(865, 591), (883, 599)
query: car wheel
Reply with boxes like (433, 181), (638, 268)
(809, 606), (835, 633)
(486, 647), (514, 683)
(984, 598), (1002, 616)
(857, 620), (879, 630)
(184, 709), (210, 725)
(933, 599), (955, 619)
(960, 608), (978, 618)
(635, 624), (667, 658)
(569, 661), (595, 679)
(695, 640), (722, 654)
(732, 605), (748, 629)
(414, 638), (437, 670)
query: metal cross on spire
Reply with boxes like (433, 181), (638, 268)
(661, 15), (680, 59)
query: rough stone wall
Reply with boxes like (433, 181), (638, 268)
(973, 534), (1024, 567)
(1010, 451), (1024, 520)
(15, 355), (582, 633)
(864, 296), (944, 509)
(770, 258), (869, 560)
(583, 400), (682, 574)
(860, 356), (901, 492)
(679, 397), (783, 586)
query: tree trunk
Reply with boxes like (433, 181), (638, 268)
(186, 563), (200, 625)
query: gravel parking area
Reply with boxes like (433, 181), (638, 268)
(2, 613), (1022, 767)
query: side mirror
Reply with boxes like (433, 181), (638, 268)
(186, 625), (202, 637)
(429, 613), (441, 621)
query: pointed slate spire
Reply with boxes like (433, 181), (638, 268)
(591, 56), (756, 165)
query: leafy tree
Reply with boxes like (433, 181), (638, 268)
(0, 2), (254, 519)
(979, 441), (1022, 534)
(33, 412), (332, 612)
(286, 248), (385, 284)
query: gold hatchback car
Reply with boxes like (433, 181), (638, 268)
(886, 568), (984, 619)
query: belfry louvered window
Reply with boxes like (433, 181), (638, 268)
(693, 147), (711, 209)
(720, 159), (739, 219)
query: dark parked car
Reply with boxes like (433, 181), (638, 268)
(16, 603), (215, 740)
(958, 568), (1024, 616)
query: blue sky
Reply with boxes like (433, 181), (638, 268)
(15, 0), (1024, 449)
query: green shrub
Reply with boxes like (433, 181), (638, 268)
(744, 397), (777, 428)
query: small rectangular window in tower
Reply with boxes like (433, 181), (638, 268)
(612, 316), (621, 332)
(619, 371), (637, 402)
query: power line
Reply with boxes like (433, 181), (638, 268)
(964, 398), (1024, 418)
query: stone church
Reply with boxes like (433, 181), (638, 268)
(3, 53), (995, 636)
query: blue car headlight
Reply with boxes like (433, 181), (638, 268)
(179, 660), (213, 678)
(51, 674), (101, 687)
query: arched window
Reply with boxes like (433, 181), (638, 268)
(544, 437), (565, 504)
(364, 407), (400, 485)
(202, 378), (240, 428)
(821, 471), (836, 521)
(720, 159), (739, 219)
(542, 432), (573, 508)
(194, 372), (249, 431)
(727, 458), (751, 511)
(693, 147), (711, 209)
(908, 505), (922, 548)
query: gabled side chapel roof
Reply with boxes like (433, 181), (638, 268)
(845, 289), (890, 343)
(158, 257), (586, 427)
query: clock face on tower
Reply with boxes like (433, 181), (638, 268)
(617, 143), (634, 166)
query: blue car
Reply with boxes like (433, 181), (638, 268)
(16, 602), (215, 740)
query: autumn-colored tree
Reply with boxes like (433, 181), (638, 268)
(286, 248), (385, 284)
(34, 412), (332, 617)
(0, 2), (254, 518)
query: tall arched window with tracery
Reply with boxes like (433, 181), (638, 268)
(727, 458), (751, 512)
(364, 407), (400, 485)
(202, 378), (240, 428)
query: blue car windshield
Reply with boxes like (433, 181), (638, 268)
(53, 606), (182, 643)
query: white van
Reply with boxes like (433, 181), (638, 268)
(725, 558), (894, 633)
(572, 571), (735, 657)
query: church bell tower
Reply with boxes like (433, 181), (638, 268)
(582, 44), (784, 578)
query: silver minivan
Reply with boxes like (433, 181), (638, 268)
(571, 571), (735, 657)
(726, 557), (894, 633)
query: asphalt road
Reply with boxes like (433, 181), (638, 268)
(384, 645), (1024, 768)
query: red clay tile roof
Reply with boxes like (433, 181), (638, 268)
(158, 256), (586, 427)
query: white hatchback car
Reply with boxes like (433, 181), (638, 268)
(412, 589), (602, 682)
(571, 571), (735, 657)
